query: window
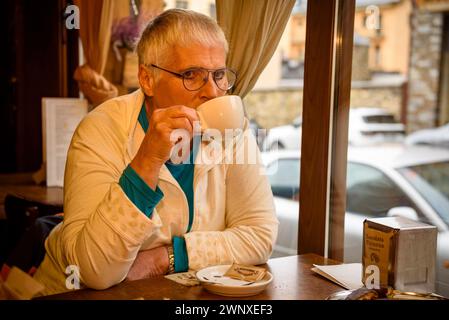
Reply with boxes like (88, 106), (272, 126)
(376, 13), (382, 35)
(292, 0), (304, 14)
(175, 0), (188, 9)
(374, 45), (381, 67)
(267, 159), (300, 200)
(336, 2), (449, 297)
(363, 14), (369, 29)
(242, 4), (302, 260)
(346, 163), (415, 217)
(209, 3), (216, 20)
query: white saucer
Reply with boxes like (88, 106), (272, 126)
(196, 265), (273, 297)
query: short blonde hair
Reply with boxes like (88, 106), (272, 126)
(136, 9), (228, 67)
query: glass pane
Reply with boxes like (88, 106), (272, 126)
(332, 0), (449, 297)
(346, 162), (417, 217)
(267, 159), (300, 200)
(398, 162), (449, 224)
(256, 0), (306, 259)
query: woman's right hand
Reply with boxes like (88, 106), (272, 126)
(130, 105), (199, 189)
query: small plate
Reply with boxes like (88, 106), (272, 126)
(196, 265), (273, 297)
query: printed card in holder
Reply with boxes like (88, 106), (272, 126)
(42, 98), (88, 187)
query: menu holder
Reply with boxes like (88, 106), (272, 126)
(42, 98), (88, 187)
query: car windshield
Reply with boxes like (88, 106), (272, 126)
(398, 161), (449, 226)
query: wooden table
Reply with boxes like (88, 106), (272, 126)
(0, 184), (63, 220)
(0, 172), (62, 219)
(0, 185), (63, 208)
(39, 254), (344, 300)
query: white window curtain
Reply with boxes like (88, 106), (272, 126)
(216, 0), (296, 98)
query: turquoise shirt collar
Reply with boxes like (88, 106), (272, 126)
(138, 102), (149, 133)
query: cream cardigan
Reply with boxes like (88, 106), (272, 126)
(34, 90), (278, 295)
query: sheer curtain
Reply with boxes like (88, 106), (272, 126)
(74, 0), (118, 106)
(216, 0), (295, 98)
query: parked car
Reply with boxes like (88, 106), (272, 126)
(248, 118), (266, 149)
(262, 116), (302, 151)
(405, 123), (449, 148)
(262, 108), (405, 151)
(262, 144), (449, 297)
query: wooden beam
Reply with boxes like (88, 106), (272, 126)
(299, 0), (337, 256)
(298, 0), (355, 259)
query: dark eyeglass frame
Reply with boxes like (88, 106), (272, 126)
(150, 64), (237, 92)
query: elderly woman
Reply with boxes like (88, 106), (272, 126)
(33, 8), (278, 295)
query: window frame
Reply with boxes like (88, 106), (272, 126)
(298, 0), (355, 260)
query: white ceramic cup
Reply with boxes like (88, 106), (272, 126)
(196, 95), (244, 135)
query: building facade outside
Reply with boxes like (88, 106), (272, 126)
(251, 0), (449, 133)
(407, 0), (449, 131)
(103, 0), (448, 133)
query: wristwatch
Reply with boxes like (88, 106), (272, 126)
(167, 245), (175, 274)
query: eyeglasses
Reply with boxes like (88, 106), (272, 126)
(150, 64), (237, 92)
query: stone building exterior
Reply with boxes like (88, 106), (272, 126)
(246, 35), (405, 129)
(407, 3), (449, 132)
(352, 35), (371, 81)
(248, 0), (449, 133)
(244, 82), (404, 129)
(246, 0), (410, 129)
(284, 0), (413, 75)
(244, 88), (302, 129)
